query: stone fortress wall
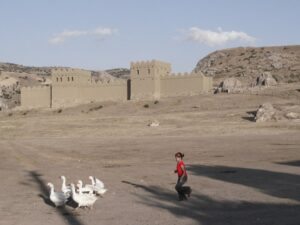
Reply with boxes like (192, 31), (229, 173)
(130, 60), (213, 99)
(51, 68), (127, 107)
(21, 86), (52, 108)
(161, 72), (213, 97)
(21, 60), (213, 108)
(130, 60), (172, 100)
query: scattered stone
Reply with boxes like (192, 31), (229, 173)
(148, 120), (159, 127)
(285, 112), (300, 120)
(22, 111), (29, 116)
(89, 105), (103, 112)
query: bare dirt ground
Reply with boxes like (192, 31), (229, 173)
(0, 84), (299, 225)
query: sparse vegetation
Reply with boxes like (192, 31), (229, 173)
(143, 104), (149, 108)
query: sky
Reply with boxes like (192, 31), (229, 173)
(0, 0), (299, 72)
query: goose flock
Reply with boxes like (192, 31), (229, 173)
(47, 175), (107, 209)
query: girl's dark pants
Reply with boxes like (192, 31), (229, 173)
(175, 175), (191, 200)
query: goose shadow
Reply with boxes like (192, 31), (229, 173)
(27, 170), (85, 225)
(38, 193), (54, 207)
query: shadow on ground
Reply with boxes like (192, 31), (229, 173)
(242, 111), (256, 122)
(27, 171), (84, 225)
(122, 180), (300, 225)
(276, 160), (300, 167)
(188, 164), (300, 202)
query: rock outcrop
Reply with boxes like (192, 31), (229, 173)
(255, 72), (277, 86)
(91, 71), (116, 82)
(194, 45), (300, 85)
(105, 68), (130, 79)
(216, 77), (242, 93)
(255, 103), (277, 122)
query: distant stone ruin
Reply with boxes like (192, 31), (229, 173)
(21, 60), (213, 108)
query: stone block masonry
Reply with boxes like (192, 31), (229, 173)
(21, 60), (213, 108)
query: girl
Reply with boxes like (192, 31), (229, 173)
(174, 152), (192, 201)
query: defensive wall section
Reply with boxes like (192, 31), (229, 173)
(51, 80), (127, 107)
(130, 60), (212, 99)
(21, 60), (213, 108)
(130, 60), (171, 100)
(51, 68), (127, 107)
(161, 72), (212, 97)
(21, 86), (51, 108)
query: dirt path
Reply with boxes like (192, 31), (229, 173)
(0, 86), (299, 225)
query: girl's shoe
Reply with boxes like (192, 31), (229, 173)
(178, 195), (188, 201)
(187, 188), (192, 197)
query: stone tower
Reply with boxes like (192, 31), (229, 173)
(130, 60), (171, 100)
(51, 68), (92, 107)
(51, 68), (91, 86)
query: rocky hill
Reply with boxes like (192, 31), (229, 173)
(0, 63), (52, 77)
(194, 45), (300, 85)
(0, 63), (129, 80)
(105, 68), (130, 79)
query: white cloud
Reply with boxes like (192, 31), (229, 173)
(184, 27), (256, 47)
(49, 27), (117, 45)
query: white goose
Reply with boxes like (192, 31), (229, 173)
(89, 176), (107, 196)
(60, 175), (71, 198)
(77, 180), (94, 194)
(47, 182), (68, 207)
(71, 183), (98, 209)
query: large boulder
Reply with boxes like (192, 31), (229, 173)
(217, 77), (242, 93)
(255, 103), (277, 122)
(256, 72), (277, 86)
